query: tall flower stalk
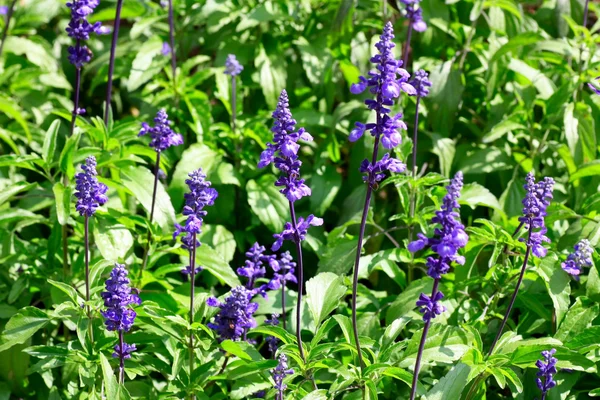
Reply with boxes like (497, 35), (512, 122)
(400, 0), (427, 67)
(173, 168), (217, 397)
(74, 156), (108, 342)
(267, 250), (297, 330)
(63, 0), (107, 275)
(407, 172), (468, 400)
(271, 354), (294, 400)
(258, 90), (322, 368)
(167, 0), (177, 90)
(348, 21), (413, 369)
(101, 263), (141, 383)
(487, 172), (554, 355)
(138, 109), (183, 277)
(224, 54), (243, 132)
(0, 0), (16, 58)
(406, 69), (431, 282)
(104, 0), (124, 124)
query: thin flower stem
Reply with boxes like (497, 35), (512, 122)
(71, 66), (82, 133)
(281, 284), (287, 330)
(140, 152), (161, 279)
(118, 330), (125, 384)
(402, 25), (413, 68)
(231, 76), (237, 132)
(104, 0), (123, 125)
(487, 226), (533, 356)
(189, 232), (197, 400)
(583, 0), (590, 28)
(407, 96), (421, 283)
(167, 0), (177, 94)
(409, 278), (439, 400)
(288, 201), (318, 390)
(0, 0), (16, 58)
(84, 215), (94, 343)
(541, 392), (547, 400)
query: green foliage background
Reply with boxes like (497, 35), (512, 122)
(0, 0), (600, 399)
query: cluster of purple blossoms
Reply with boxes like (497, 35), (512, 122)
(206, 286), (258, 341)
(409, 69), (432, 98)
(519, 172), (554, 258)
(237, 242), (275, 297)
(258, 90), (313, 202)
(101, 264), (141, 358)
(139, 109), (183, 152)
(74, 156), (108, 217)
(173, 169), (218, 273)
(401, 0), (427, 32)
(536, 349), (558, 398)
(66, 0), (109, 68)
(224, 54), (243, 76)
(264, 314), (280, 354)
(562, 239), (593, 280)
(272, 215), (323, 252)
(271, 353), (294, 396)
(267, 251), (297, 290)
(408, 172), (468, 322)
(349, 22), (412, 186)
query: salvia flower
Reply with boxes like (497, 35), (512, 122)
(267, 251), (297, 290)
(238, 242), (275, 297)
(408, 172), (468, 322)
(173, 169), (218, 250)
(0, 6), (8, 15)
(401, 0), (427, 32)
(224, 54), (243, 76)
(518, 172), (554, 258)
(139, 109), (183, 152)
(74, 156), (108, 217)
(349, 22), (411, 185)
(265, 314), (280, 354)
(271, 354), (294, 394)
(206, 286), (258, 341)
(161, 42), (171, 56)
(101, 263), (141, 333)
(562, 239), (593, 280)
(588, 76), (600, 95)
(258, 90), (313, 202)
(272, 215), (323, 252)
(536, 349), (558, 398)
(66, 0), (109, 68)
(409, 69), (432, 98)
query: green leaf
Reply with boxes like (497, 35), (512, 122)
(121, 165), (176, 231)
(317, 236), (357, 275)
(48, 279), (83, 306)
(59, 131), (81, 179)
(431, 137), (455, 177)
(127, 36), (167, 92)
(199, 225), (236, 263)
(195, 244), (240, 287)
(3, 37), (56, 72)
(310, 163), (342, 215)
(481, 118), (526, 144)
(256, 44), (287, 110)
(100, 352), (118, 399)
(508, 59), (556, 99)
(425, 363), (474, 400)
(565, 102), (596, 167)
(235, 3), (276, 31)
(42, 119), (60, 164)
(569, 160), (600, 182)
(93, 220), (134, 262)
(385, 279), (433, 324)
(401, 325), (474, 368)
(0, 307), (50, 352)
(0, 182), (36, 208)
(555, 297), (599, 342)
(301, 390), (328, 400)
(305, 272), (347, 328)
(221, 340), (263, 362)
(246, 175), (288, 233)
(536, 252), (570, 326)
(428, 61), (464, 136)
(460, 182), (504, 213)
(52, 182), (71, 226)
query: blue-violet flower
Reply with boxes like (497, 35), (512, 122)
(562, 239), (593, 280)
(400, 0), (427, 32)
(267, 251), (297, 290)
(409, 69), (432, 98)
(139, 109), (183, 152)
(518, 172), (554, 258)
(74, 156), (108, 217)
(225, 54), (243, 76)
(272, 353), (294, 394)
(536, 349), (558, 398)
(206, 286), (258, 341)
(66, 0), (109, 68)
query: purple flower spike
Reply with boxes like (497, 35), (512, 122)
(536, 349), (558, 398)
(237, 242), (276, 298)
(206, 286), (258, 342)
(562, 239), (593, 280)
(138, 109), (183, 152)
(267, 251), (297, 290)
(101, 263), (141, 333)
(401, 0), (427, 32)
(272, 215), (323, 251)
(224, 54), (244, 76)
(74, 156), (108, 217)
(271, 354), (294, 395)
(409, 70), (432, 98)
(66, 0), (107, 68)
(416, 292), (445, 322)
(518, 172), (554, 258)
(161, 42), (171, 56)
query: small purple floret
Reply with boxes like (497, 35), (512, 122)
(138, 109), (183, 152)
